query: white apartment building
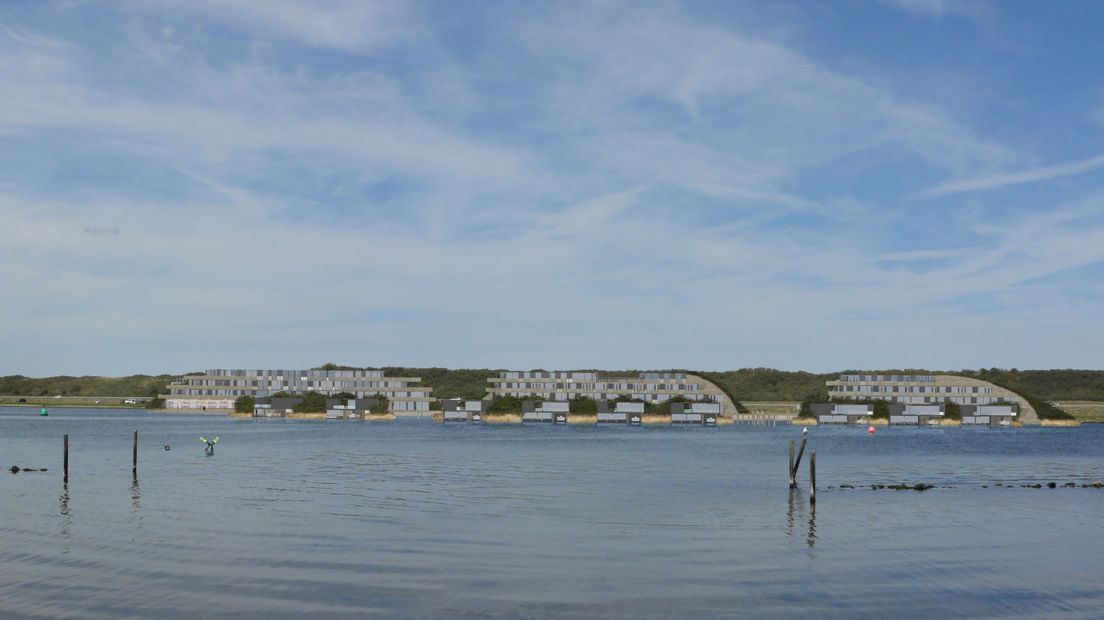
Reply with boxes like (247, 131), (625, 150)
(164, 368), (433, 412)
(486, 371), (736, 414)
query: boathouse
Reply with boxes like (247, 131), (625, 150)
(961, 404), (1017, 427)
(253, 397), (303, 418)
(325, 398), (379, 420)
(597, 401), (644, 425)
(813, 403), (874, 425)
(890, 404), (944, 425)
(442, 399), (488, 422)
(671, 402), (721, 425)
(522, 400), (568, 423)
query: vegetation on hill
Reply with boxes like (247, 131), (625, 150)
(0, 374), (175, 397)
(955, 369), (1104, 403)
(700, 368), (831, 403)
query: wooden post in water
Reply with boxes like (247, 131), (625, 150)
(788, 439), (796, 488)
(809, 451), (817, 504)
(63, 434), (69, 484)
(793, 435), (808, 482)
(132, 431), (138, 479)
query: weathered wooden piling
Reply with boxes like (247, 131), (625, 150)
(788, 439), (796, 488)
(809, 451), (817, 504)
(792, 435), (808, 484)
(63, 434), (69, 484)
(132, 431), (138, 479)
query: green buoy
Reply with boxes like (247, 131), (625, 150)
(39, 407), (48, 416)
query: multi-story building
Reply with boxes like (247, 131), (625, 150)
(486, 371), (737, 415)
(825, 373), (1037, 423)
(164, 369), (433, 412)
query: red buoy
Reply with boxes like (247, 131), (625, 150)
(867, 426), (876, 434)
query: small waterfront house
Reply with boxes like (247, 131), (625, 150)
(961, 404), (1017, 427)
(597, 401), (644, 424)
(441, 398), (465, 421)
(671, 402), (721, 425)
(813, 403), (873, 425)
(522, 400), (568, 423)
(890, 404), (945, 425)
(165, 368), (433, 413)
(253, 397), (303, 418)
(442, 399), (488, 422)
(325, 398), (379, 420)
(487, 370), (734, 415)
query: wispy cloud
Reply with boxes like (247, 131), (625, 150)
(0, 1), (1102, 374)
(924, 153), (1104, 196)
(876, 0), (991, 22)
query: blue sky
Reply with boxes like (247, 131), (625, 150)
(2, 0), (1103, 376)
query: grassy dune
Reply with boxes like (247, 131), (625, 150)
(1054, 401), (1104, 422)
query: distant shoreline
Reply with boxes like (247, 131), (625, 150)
(1, 402), (145, 410)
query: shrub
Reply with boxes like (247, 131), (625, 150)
(370, 395), (389, 414)
(234, 395), (255, 413)
(569, 396), (597, 415)
(292, 392), (327, 413)
(943, 400), (961, 419)
(488, 396), (523, 414)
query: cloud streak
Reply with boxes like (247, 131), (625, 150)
(0, 1), (1102, 375)
(924, 153), (1104, 196)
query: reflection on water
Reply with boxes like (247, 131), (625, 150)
(0, 408), (1103, 619)
(786, 487), (795, 537)
(806, 502), (816, 549)
(786, 487), (817, 549)
(59, 484), (71, 543)
(130, 479), (141, 513)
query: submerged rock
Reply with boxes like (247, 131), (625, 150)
(1047, 482), (1057, 489)
(9, 466), (19, 474)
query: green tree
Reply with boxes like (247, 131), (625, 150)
(369, 394), (390, 414)
(488, 396), (523, 414)
(943, 400), (961, 419)
(234, 395), (255, 413)
(569, 396), (597, 415)
(292, 392), (328, 413)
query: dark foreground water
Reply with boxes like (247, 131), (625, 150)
(1, 408), (1102, 619)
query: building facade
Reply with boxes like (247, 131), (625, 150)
(961, 405), (1017, 426)
(824, 373), (1036, 423)
(165, 369), (433, 412)
(486, 371), (735, 413)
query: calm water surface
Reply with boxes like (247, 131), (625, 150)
(1, 407), (1102, 619)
